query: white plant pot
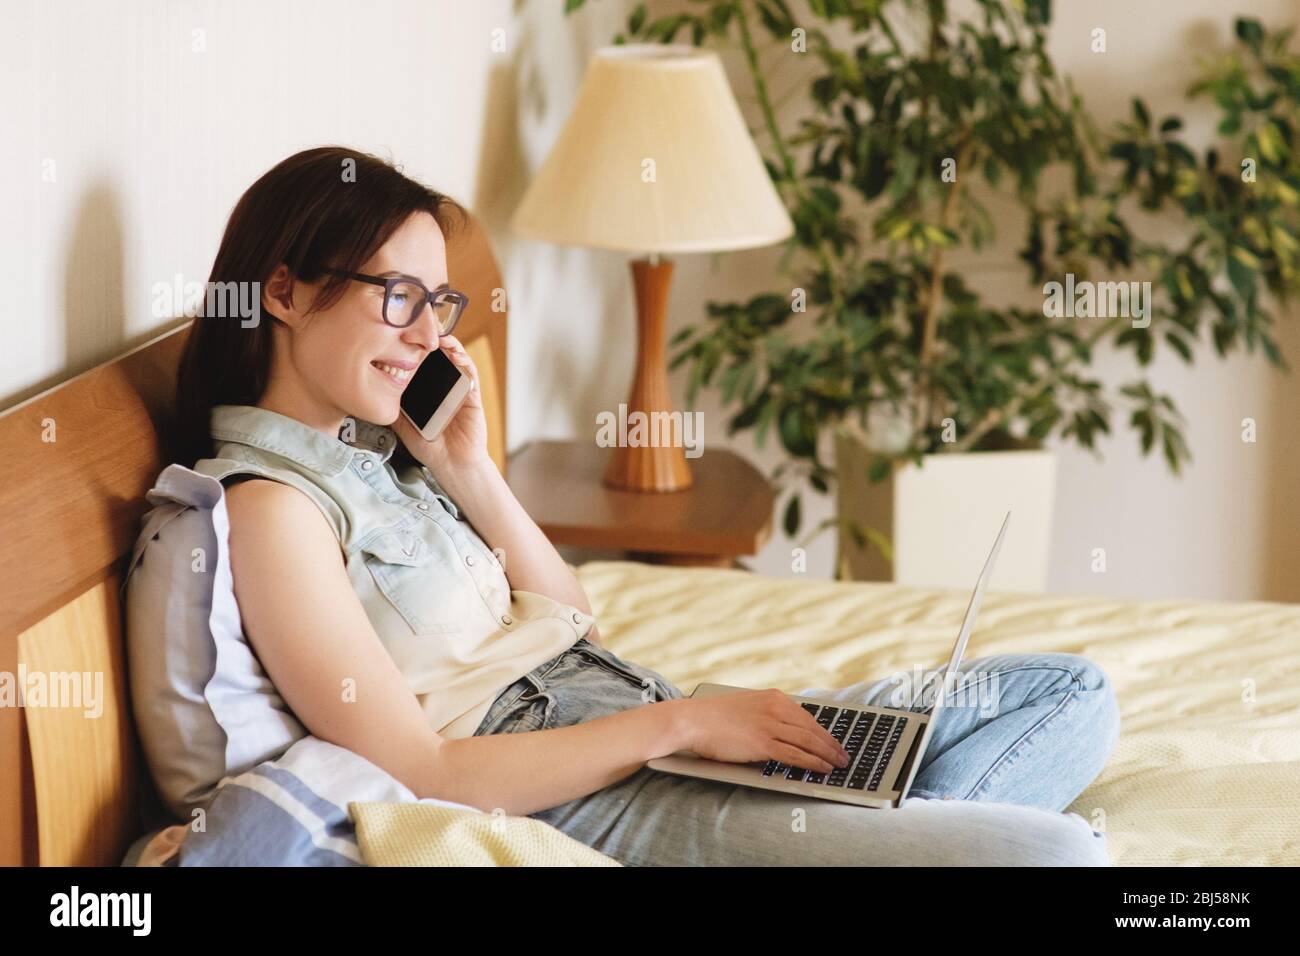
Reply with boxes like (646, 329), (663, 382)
(835, 430), (1056, 593)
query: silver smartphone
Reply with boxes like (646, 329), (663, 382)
(399, 347), (473, 441)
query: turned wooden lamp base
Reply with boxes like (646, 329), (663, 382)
(601, 256), (695, 493)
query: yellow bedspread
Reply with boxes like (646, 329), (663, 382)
(576, 560), (1300, 866)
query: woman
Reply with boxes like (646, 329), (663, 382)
(166, 146), (1119, 866)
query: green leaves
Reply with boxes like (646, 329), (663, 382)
(1235, 17), (1265, 54)
(792, 183), (855, 254)
(1227, 245), (1258, 301)
(574, 0), (1295, 550)
(1023, 0), (1052, 27)
(754, 0), (792, 36)
(1164, 331), (1193, 363)
(842, 519), (895, 564)
(1123, 381), (1190, 473)
(783, 492), (802, 536)
(867, 455), (892, 482)
(1132, 98), (1151, 132)
(778, 404), (818, 458)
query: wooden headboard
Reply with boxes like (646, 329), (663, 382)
(0, 210), (507, 866)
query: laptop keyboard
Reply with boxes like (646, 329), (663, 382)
(760, 701), (910, 792)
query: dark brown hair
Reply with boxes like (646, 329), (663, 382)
(170, 146), (469, 468)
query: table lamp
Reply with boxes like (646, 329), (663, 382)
(510, 44), (794, 492)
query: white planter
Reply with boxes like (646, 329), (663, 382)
(835, 430), (1056, 593)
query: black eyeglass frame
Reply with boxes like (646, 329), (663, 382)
(325, 268), (470, 332)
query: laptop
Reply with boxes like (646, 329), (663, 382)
(646, 512), (1011, 809)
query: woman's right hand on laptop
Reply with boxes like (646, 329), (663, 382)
(676, 689), (851, 773)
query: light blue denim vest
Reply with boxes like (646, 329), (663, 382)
(188, 403), (594, 738)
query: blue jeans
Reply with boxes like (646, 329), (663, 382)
(473, 637), (1120, 866)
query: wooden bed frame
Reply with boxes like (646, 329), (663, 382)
(0, 209), (508, 865)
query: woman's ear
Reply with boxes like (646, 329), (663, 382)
(261, 264), (298, 324)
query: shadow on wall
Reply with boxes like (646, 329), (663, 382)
(1262, 303), (1300, 603)
(476, 2), (636, 451)
(1, 182), (137, 411)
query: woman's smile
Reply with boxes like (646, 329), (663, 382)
(371, 360), (413, 387)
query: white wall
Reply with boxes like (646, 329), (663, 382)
(1036, 0), (1300, 602)
(3, 0), (1296, 603)
(0, 0), (508, 404)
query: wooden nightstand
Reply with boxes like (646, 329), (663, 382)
(506, 440), (775, 568)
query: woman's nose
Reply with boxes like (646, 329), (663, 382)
(403, 304), (442, 349)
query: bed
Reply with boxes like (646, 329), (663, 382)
(2, 206), (1296, 867)
(575, 561), (1300, 866)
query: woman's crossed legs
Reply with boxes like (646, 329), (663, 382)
(523, 647), (1120, 866)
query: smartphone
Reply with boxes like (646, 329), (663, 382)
(399, 347), (473, 442)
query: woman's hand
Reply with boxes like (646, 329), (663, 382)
(390, 335), (490, 474)
(675, 689), (851, 774)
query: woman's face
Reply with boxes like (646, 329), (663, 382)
(261, 211), (448, 433)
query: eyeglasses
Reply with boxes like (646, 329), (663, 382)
(325, 268), (469, 333)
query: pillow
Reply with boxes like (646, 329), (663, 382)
(122, 464), (307, 821)
(174, 734), (490, 865)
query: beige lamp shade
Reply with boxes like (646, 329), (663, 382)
(510, 44), (794, 254)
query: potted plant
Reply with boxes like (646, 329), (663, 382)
(564, 0), (1299, 585)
